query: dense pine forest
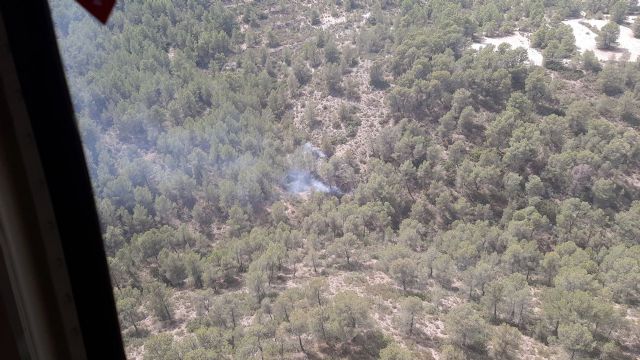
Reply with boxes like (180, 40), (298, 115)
(50, 0), (640, 359)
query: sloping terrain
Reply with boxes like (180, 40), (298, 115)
(50, 0), (640, 359)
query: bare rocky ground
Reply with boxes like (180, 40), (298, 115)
(474, 13), (640, 65)
(563, 16), (640, 61)
(292, 57), (389, 161)
(289, 8), (390, 163)
(472, 32), (544, 66)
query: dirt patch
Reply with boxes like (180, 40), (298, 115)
(321, 14), (346, 30)
(292, 58), (389, 162)
(563, 17), (640, 62)
(472, 32), (543, 66)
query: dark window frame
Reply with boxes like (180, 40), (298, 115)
(0, 1), (125, 358)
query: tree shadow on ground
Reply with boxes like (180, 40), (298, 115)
(316, 330), (388, 360)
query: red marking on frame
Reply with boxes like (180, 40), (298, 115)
(75, 0), (116, 24)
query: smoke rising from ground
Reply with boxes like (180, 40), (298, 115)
(285, 170), (331, 194)
(284, 142), (333, 195)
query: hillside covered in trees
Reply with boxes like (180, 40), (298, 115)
(50, 0), (640, 359)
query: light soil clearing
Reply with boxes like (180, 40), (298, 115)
(563, 17), (640, 61)
(472, 32), (543, 66)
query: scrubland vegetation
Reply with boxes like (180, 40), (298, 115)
(50, 0), (640, 359)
